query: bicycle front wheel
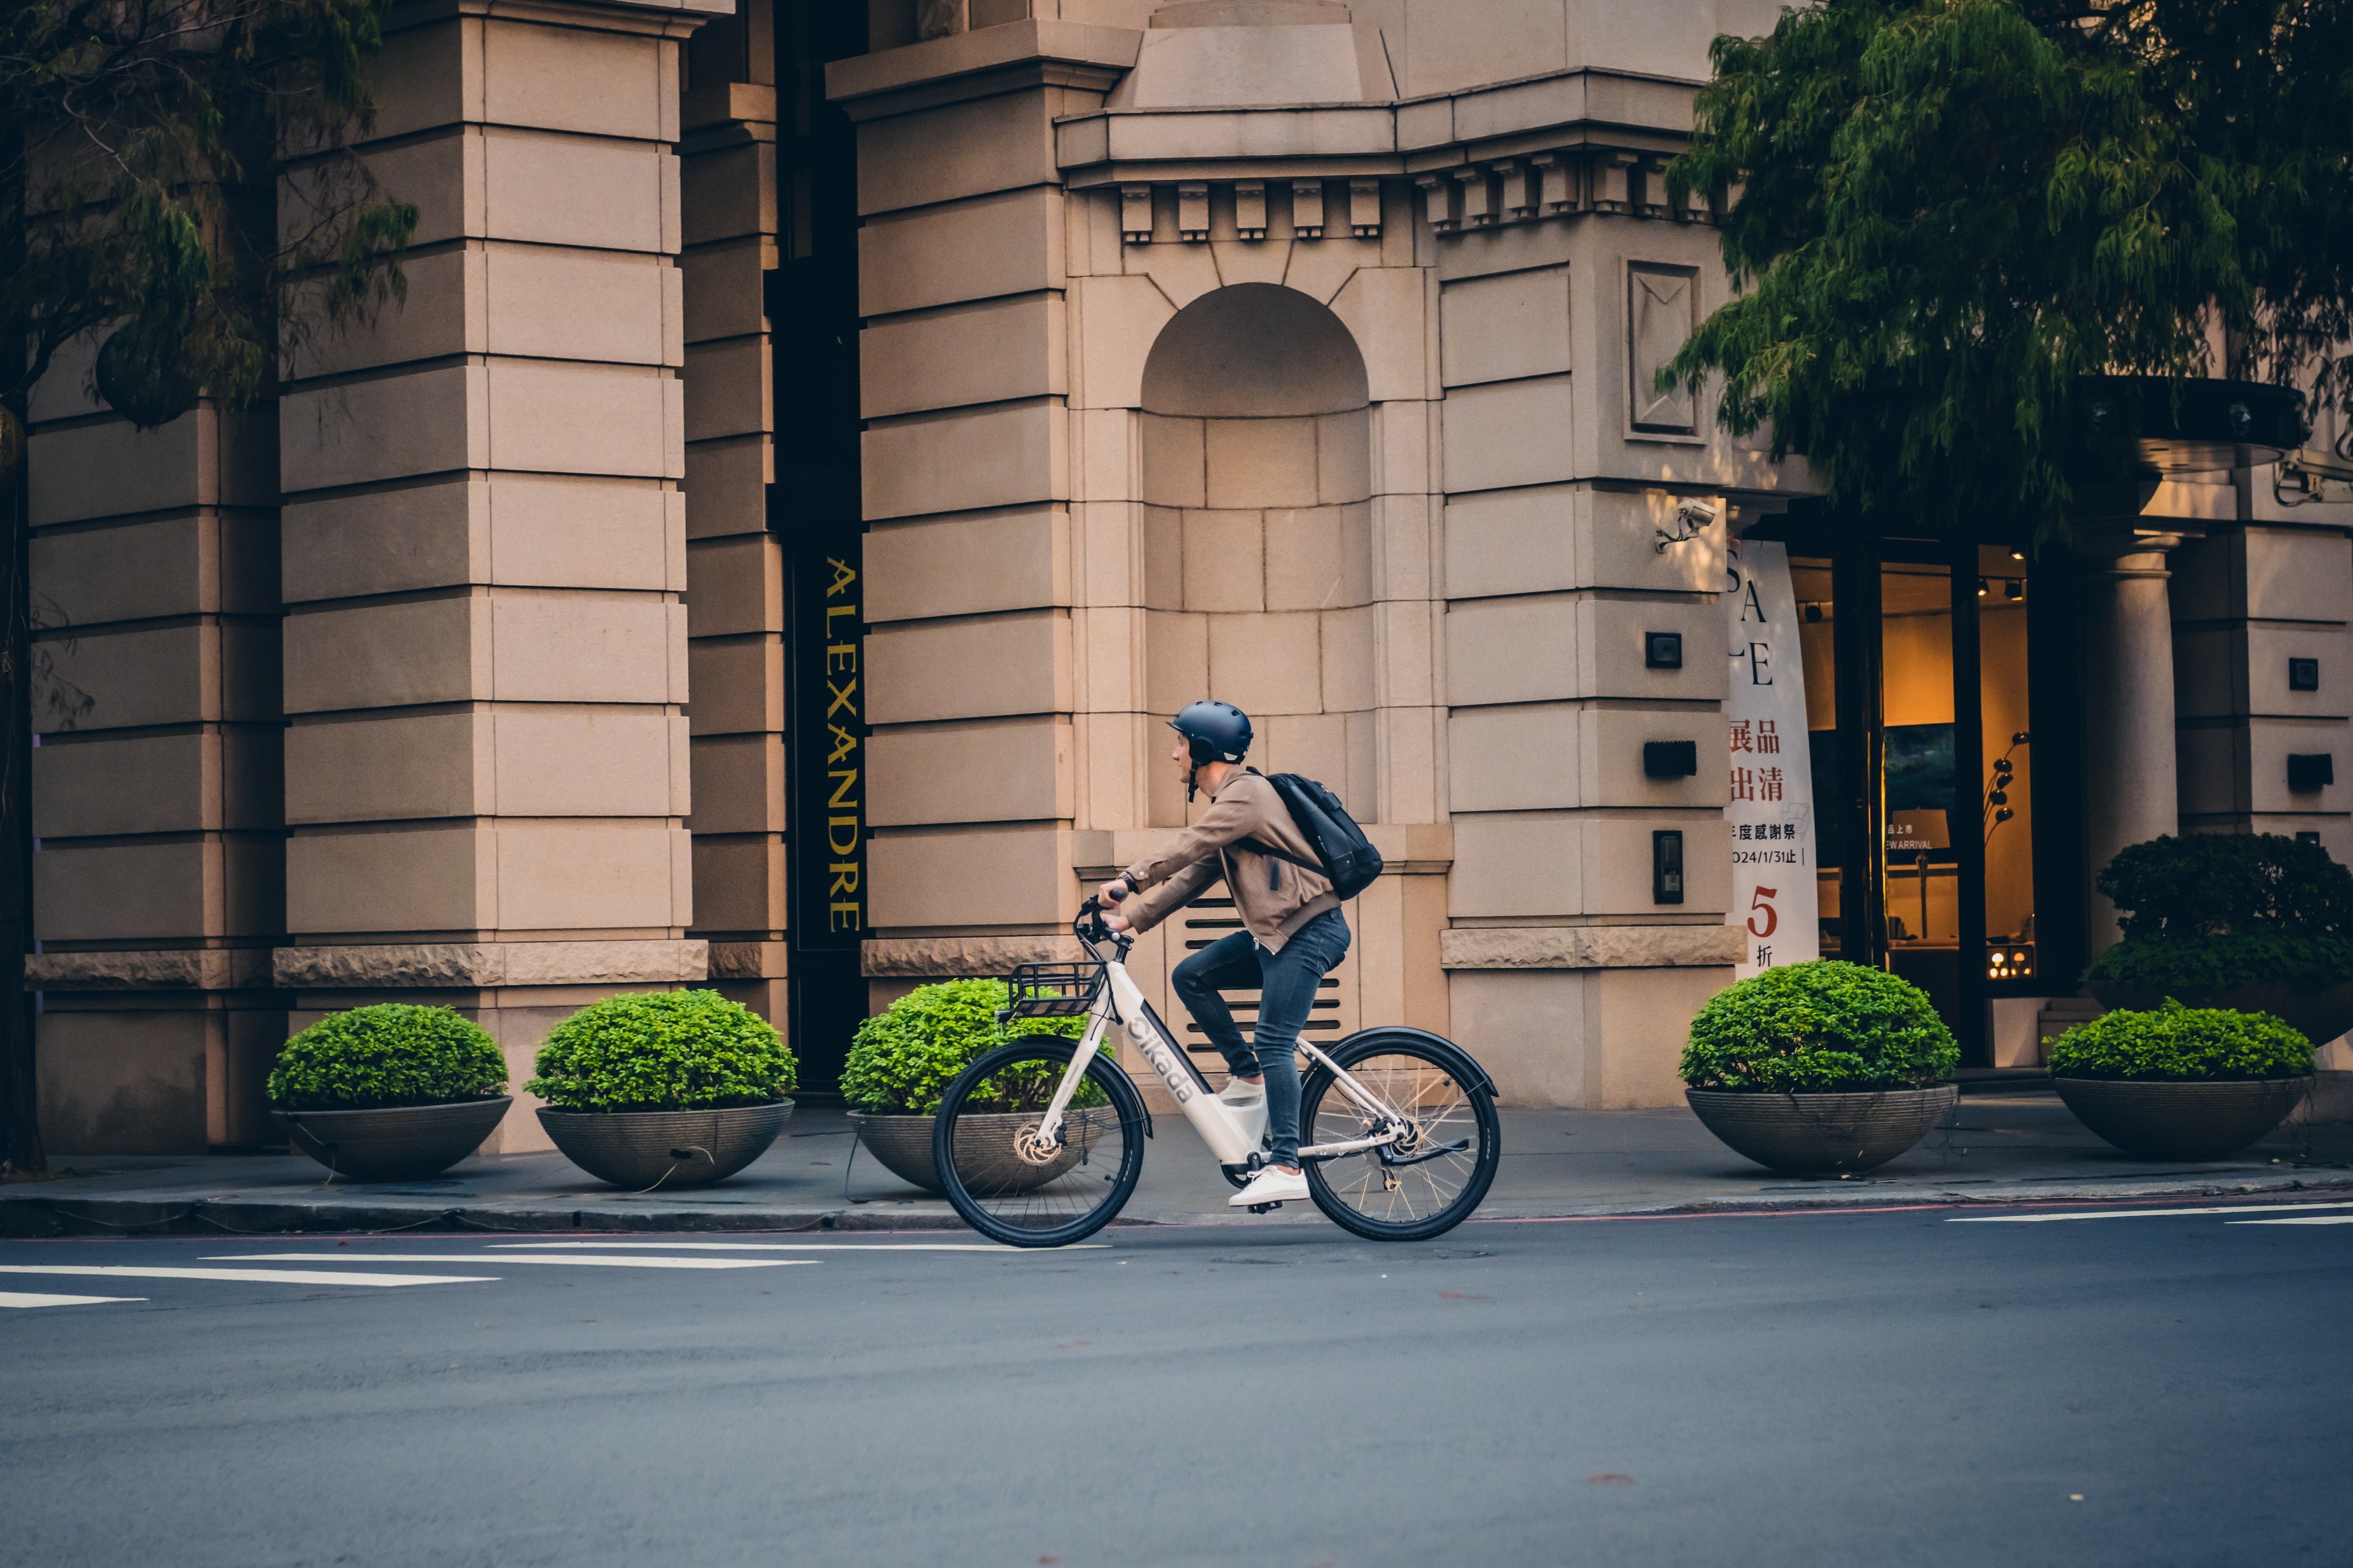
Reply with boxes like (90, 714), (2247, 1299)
(1300, 1029), (1500, 1242)
(933, 1038), (1147, 1248)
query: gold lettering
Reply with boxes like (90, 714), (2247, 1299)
(826, 558), (857, 597)
(828, 863), (861, 896)
(828, 816), (858, 855)
(827, 724), (858, 764)
(826, 677), (858, 719)
(827, 642), (857, 674)
(830, 901), (861, 930)
(827, 769), (858, 809)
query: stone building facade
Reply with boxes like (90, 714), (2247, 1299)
(25, 0), (2352, 1152)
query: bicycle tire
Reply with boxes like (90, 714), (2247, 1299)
(933, 1039), (1148, 1248)
(1299, 1028), (1500, 1242)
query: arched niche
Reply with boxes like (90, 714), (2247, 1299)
(1134, 283), (1378, 825)
(1140, 283), (1370, 418)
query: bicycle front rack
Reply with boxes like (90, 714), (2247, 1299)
(1000, 960), (1106, 1021)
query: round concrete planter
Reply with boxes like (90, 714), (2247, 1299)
(536, 1102), (793, 1188)
(849, 1109), (1108, 1196)
(1686, 1084), (1958, 1175)
(2051, 1075), (2313, 1160)
(2086, 978), (2353, 1048)
(277, 1097), (513, 1183)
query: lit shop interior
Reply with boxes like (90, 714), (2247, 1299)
(1772, 537), (2083, 1067)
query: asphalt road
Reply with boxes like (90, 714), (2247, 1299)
(3, 1200), (2347, 1568)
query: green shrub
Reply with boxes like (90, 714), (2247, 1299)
(842, 979), (1100, 1115)
(2097, 833), (2353, 939)
(2085, 931), (2353, 996)
(2088, 835), (2353, 994)
(2047, 999), (2313, 1081)
(1681, 960), (1959, 1092)
(267, 1004), (507, 1111)
(526, 990), (795, 1113)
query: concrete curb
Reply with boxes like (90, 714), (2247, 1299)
(6, 1164), (2348, 1238)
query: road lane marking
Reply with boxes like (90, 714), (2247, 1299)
(1948, 1202), (2353, 1223)
(0, 1265), (493, 1287)
(491, 1241), (1102, 1253)
(206, 1253), (812, 1270)
(2226, 1215), (2353, 1226)
(0, 1291), (145, 1309)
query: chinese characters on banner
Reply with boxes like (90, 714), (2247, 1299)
(1724, 538), (1819, 978)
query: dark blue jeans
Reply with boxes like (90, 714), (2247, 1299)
(1169, 907), (1351, 1169)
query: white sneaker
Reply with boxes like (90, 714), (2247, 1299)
(1228, 1164), (1309, 1208)
(1216, 1078), (1265, 1106)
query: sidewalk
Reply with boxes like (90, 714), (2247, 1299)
(5, 1091), (2350, 1238)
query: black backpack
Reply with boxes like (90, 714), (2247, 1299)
(1242, 771), (1384, 900)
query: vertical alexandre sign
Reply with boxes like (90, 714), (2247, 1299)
(796, 544), (866, 952)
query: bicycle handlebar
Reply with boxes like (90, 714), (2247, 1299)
(1074, 895), (1130, 953)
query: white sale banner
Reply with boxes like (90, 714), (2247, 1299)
(1723, 538), (1820, 978)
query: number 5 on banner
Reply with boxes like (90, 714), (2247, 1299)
(1748, 886), (1779, 940)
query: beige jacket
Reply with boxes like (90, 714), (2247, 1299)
(1118, 771), (1341, 953)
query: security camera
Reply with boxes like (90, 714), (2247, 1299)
(1675, 496), (1721, 531)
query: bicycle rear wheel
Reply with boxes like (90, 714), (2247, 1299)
(933, 1039), (1147, 1248)
(1300, 1029), (1500, 1242)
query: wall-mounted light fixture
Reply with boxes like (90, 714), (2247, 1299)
(1643, 740), (1698, 778)
(1645, 632), (1683, 670)
(2290, 657), (2320, 692)
(2289, 753), (2335, 793)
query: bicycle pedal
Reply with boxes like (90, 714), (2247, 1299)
(1247, 1201), (1282, 1213)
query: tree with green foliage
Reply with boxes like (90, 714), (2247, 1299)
(1, 0), (416, 1173)
(1665, 0), (2353, 536)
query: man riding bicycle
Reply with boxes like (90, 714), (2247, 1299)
(1099, 700), (1352, 1211)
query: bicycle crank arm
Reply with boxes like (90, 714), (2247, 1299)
(1377, 1137), (1472, 1168)
(1297, 1125), (1407, 1161)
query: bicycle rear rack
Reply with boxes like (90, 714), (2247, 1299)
(1000, 960), (1106, 1020)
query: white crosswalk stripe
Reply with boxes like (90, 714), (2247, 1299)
(2226, 1215), (2353, 1226)
(1948, 1201), (2353, 1223)
(206, 1253), (811, 1270)
(0, 1291), (145, 1309)
(0, 1265), (494, 1287)
(492, 1241), (1100, 1253)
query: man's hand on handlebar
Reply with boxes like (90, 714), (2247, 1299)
(1093, 879), (1133, 936)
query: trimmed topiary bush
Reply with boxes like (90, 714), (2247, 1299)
(842, 979), (1097, 1115)
(527, 990), (795, 1113)
(1681, 960), (1960, 1092)
(2048, 1000), (2313, 1082)
(2087, 833), (2353, 995)
(267, 1004), (507, 1111)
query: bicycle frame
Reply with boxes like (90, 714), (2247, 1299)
(1029, 925), (1410, 1170)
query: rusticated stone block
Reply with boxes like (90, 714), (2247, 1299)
(23, 949), (274, 991)
(861, 934), (1086, 978)
(1438, 925), (1744, 971)
(272, 940), (710, 988)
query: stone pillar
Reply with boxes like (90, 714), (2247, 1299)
(24, 354), (284, 1153)
(2082, 542), (2182, 953)
(677, 1), (789, 1023)
(826, 28), (1130, 1009)
(2173, 520), (2353, 858)
(275, 0), (719, 1148)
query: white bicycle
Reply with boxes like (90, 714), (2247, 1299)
(931, 899), (1501, 1248)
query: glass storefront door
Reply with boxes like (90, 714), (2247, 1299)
(1788, 540), (2057, 1064)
